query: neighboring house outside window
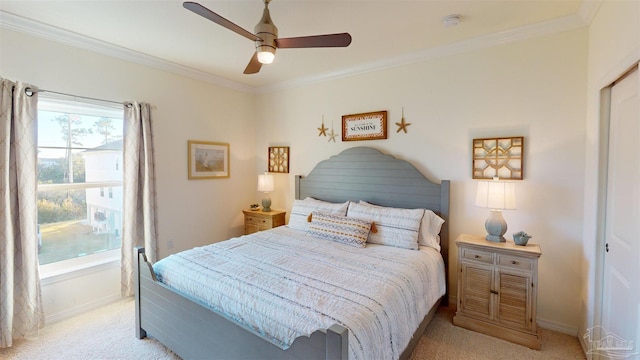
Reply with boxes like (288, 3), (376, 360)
(84, 142), (123, 236)
(37, 97), (123, 269)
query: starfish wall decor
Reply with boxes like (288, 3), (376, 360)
(396, 107), (411, 133)
(328, 120), (338, 142)
(317, 115), (328, 137)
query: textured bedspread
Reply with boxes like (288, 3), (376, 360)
(153, 226), (446, 360)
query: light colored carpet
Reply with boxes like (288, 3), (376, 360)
(1, 299), (586, 359)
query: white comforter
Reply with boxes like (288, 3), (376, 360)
(153, 226), (445, 360)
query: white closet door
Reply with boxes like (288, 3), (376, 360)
(602, 66), (639, 358)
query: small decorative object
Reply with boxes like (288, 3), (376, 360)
(268, 146), (289, 173)
(328, 120), (338, 142)
(473, 136), (524, 180)
(395, 107), (411, 133)
(342, 110), (387, 141)
(250, 204), (260, 211)
(317, 115), (328, 136)
(475, 177), (516, 242)
(257, 172), (275, 212)
(513, 231), (532, 246)
(188, 141), (230, 179)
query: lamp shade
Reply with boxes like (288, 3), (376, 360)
(475, 181), (516, 210)
(257, 173), (274, 193)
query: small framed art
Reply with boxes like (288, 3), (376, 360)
(342, 111), (388, 141)
(188, 140), (230, 179)
(268, 146), (289, 173)
(472, 136), (523, 180)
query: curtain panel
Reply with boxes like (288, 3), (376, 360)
(121, 102), (158, 297)
(0, 79), (44, 348)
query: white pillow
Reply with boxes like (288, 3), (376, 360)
(288, 197), (350, 231)
(307, 211), (371, 248)
(420, 209), (445, 251)
(358, 201), (444, 251)
(347, 201), (423, 250)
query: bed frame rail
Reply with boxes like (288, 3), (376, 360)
(135, 247), (348, 360)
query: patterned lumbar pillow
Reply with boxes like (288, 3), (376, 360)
(307, 211), (371, 248)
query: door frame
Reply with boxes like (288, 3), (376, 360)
(593, 63), (639, 360)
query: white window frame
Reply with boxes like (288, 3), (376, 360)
(37, 96), (124, 278)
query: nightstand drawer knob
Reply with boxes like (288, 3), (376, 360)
(475, 255), (480, 259)
(511, 260), (517, 265)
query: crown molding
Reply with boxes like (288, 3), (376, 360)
(578, 0), (603, 25)
(0, 11), (255, 94)
(2, 10), (587, 95)
(259, 13), (587, 93)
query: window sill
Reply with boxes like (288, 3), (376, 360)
(40, 250), (120, 284)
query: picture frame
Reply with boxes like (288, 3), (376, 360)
(342, 111), (388, 141)
(188, 140), (230, 179)
(268, 146), (289, 173)
(472, 136), (524, 180)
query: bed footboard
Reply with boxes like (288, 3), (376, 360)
(134, 247), (348, 360)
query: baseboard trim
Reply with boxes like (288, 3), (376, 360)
(45, 294), (122, 325)
(537, 317), (579, 336)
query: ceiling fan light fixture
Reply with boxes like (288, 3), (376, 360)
(184, 1), (352, 74)
(257, 49), (275, 64)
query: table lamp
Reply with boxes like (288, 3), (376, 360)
(475, 177), (516, 242)
(257, 172), (275, 212)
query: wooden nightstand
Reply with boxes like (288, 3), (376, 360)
(242, 209), (286, 235)
(453, 234), (542, 350)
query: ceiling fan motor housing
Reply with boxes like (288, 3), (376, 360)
(255, 2), (278, 62)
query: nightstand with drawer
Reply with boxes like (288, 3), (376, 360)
(453, 233), (542, 350)
(242, 209), (286, 235)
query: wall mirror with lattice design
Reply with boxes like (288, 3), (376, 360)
(473, 137), (524, 180)
(268, 146), (289, 173)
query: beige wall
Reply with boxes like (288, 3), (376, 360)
(3, 7), (623, 336)
(1, 29), (257, 257)
(581, 0), (640, 351)
(256, 28), (588, 333)
(1, 29), (257, 320)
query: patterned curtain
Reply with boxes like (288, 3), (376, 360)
(0, 79), (44, 348)
(121, 102), (158, 297)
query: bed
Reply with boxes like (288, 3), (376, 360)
(135, 147), (450, 359)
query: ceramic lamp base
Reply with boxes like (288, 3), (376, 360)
(485, 210), (507, 242)
(261, 197), (272, 212)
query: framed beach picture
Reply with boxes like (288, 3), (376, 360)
(188, 140), (230, 179)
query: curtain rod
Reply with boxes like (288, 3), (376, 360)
(25, 87), (132, 108)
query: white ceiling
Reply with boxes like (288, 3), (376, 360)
(0, 1), (593, 92)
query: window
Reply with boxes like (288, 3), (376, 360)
(37, 97), (124, 268)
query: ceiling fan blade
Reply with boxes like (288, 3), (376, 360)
(243, 53), (263, 74)
(183, 2), (261, 42)
(275, 33), (352, 49)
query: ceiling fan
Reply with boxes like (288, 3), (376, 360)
(183, 1), (352, 74)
